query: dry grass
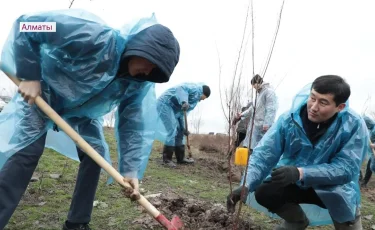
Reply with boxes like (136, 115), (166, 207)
(190, 134), (229, 155)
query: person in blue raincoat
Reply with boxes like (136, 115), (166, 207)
(360, 115), (375, 187)
(226, 75), (369, 230)
(0, 9), (180, 230)
(155, 82), (210, 167)
(234, 74), (278, 150)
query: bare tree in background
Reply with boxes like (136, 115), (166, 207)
(189, 106), (203, 134)
(217, 4), (253, 228)
(218, 0), (252, 154)
(68, 0), (75, 9)
(361, 95), (372, 115)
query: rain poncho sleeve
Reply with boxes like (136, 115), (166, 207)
(243, 114), (286, 191)
(7, 12), (108, 81)
(301, 118), (368, 187)
(263, 89), (278, 127)
(240, 105), (254, 119)
(175, 87), (189, 106)
(175, 83), (203, 112)
(116, 82), (157, 179)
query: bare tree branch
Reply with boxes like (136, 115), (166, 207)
(260, 0), (285, 79)
(189, 106), (203, 134)
(217, 42), (230, 123)
(361, 94), (371, 115)
(69, 0), (75, 9)
(229, 1), (251, 106)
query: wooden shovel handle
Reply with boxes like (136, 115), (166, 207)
(183, 110), (192, 158)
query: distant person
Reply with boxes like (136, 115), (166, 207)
(155, 83), (210, 167)
(235, 74), (278, 150)
(233, 102), (253, 147)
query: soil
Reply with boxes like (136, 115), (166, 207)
(133, 191), (260, 230)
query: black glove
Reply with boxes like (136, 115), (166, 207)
(184, 130), (190, 136)
(226, 186), (249, 213)
(271, 166), (300, 186)
(181, 102), (190, 111)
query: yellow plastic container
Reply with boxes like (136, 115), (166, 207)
(234, 147), (249, 166)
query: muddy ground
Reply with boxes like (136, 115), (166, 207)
(133, 191), (259, 230)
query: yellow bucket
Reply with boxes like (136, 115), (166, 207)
(234, 147), (249, 166)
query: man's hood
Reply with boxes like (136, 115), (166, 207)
(121, 24), (180, 83)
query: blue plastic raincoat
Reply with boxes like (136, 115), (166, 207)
(363, 115), (375, 143)
(242, 82), (278, 149)
(241, 83), (369, 226)
(0, 9), (180, 180)
(154, 82), (204, 146)
(363, 116), (375, 172)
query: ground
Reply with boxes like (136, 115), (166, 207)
(4, 128), (375, 229)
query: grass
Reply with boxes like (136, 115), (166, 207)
(4, 128), (375, 229)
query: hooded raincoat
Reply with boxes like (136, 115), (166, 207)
(242, 82), (278, 149)
(0, 9), (180, 180)
(241, 83), (369, 226)
(154, 82), (204, 146)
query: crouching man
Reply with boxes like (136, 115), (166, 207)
(227, 75), (369, 229)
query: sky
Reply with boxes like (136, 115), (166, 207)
(1, 0), (375, 134)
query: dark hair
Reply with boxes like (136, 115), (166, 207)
(311, 75), (351, 106)
(251, 74), (263, 85)
(202, 85), (211, 98)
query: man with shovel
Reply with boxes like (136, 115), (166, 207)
(227, 75), (369, 229)
(155, 82), (210, 167)
(0, 9), (180, 230)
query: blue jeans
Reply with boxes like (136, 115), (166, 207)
(0, 121), (104, 229)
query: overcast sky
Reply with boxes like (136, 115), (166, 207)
(1, 0), (375, 133)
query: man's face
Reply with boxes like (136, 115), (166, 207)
(307, 89), (345, 123)
(200, 95), (207, 101)
(252, 83), (261, 90)
(128, 56), (156, 77)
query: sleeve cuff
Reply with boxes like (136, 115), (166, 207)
(122, 171), (138, 178)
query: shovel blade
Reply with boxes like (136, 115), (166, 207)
(170, 215), (184, 229)
(156, 214), (184, 230)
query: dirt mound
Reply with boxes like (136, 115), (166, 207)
(133, 192), (260, 230)
(362, 187), (375, 201)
